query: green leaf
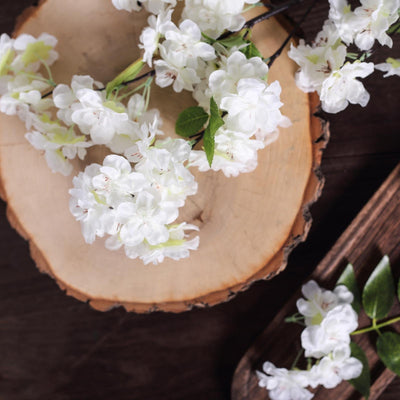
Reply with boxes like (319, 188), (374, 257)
(106, 59), (145, 97)
(175, 107), (209, 137)
(218, 35), (248, 49)
(377, 332), (400, 377)
(348, 342), (371, 399)
(203, 97), (224, 167)
(362, 255), (395, 320)
(240, 42), (263, 59)
(336, 263), (362, 313)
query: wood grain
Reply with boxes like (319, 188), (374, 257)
(232, 164), (400, 400)
(0, 0), (327, 312)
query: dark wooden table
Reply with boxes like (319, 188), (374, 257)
(0, 1), (399, 399)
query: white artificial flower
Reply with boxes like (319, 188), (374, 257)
(91, 154), (148, 205)
(308, 345), (363, 389)
(182, 0), (258, 39)
(53, 75), (103, 125)
(139, 7), (175, 67)
(208, 50), (269, 105)
(70, 88), (133, 144)
(0, 34), (15, 79)
(114, 191), (176, 247)
(329, 0), (400, 50)
(320, 61), (374, 113)
(220, 78), (289, 138)
(107, 94), (163, 154)
(112, 0), (142, 12)
(301, 304), (359, 358)
(375, 57), (400, 77)
(257, 362), (314, 400)
(155, 44), (201, 92)
(328, 0), (363, 45)
(297, 280), (354, 326)
(288, 20), (347, 94)
(0, 75), (53, 125)
(70, 149), (199, 263)
(12, 33), (58, 72)
(107, 222), (199, 264)
(25, 126), (92, 176)
(134, 137), (198, 207)
(163, 19), (216, 68)
(353, 0), (400, 50)
(189, 128), (265, 177)
(112, 0), (177, 14)
(69, 163), (120, 244)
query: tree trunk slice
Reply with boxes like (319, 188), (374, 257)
(0, 0), (328, 312)
(231, 163), (400, 400)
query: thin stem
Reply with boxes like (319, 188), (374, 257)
(41, 90), (53, 98)
(351, 315), (400, 336)
(244, 0), (303, 29)
(39, 58), (56, 86)
(117, 80), (148, 101)
(122, 69), (155, 87)
(189, 129), (205, 139)
(243, 2), (264, 13)
(266, 0), (318, 68)
(291, 348), (304, 369)
(284, 313), (305, 324)
(190, 135), (204, 148)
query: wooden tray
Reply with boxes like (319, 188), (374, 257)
(0, 0), (328, 312)
(232, 163), (400, 399)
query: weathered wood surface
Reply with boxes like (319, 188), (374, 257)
(0, 0), (327, 312)
(232, 163), (400, 400)
(0, 0), (399, 399)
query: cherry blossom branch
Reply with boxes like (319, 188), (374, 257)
(120, 69), (155, 87)
(218, 0), (303, 40)
(243, 0), (303, 29)
(266, 0), (318, 67)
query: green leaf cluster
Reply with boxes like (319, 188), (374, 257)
(335, 255), (400, 398)
(175, 97), (224, 167)
(175, 107), (209, 137)
(201, 31), (263, 60)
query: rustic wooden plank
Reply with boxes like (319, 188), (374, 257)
(0, 1), (398, 399)
(232, 163), (400, 400)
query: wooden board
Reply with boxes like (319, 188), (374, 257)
(232, 163), (400, 400)
(0, 0), (328, 312)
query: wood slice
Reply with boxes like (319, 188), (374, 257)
(0, 0), (328, 312)
(231, 163), (400, 400)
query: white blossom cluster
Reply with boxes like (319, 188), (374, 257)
(257, 281), (362, 400)
(124, 1), (290, 177)
(190, 51), (290, 177)
(0, 31), (201, 263)
(70, 145), (199, 264)
(57, 76), (200, 264)
(0, 33), (95, 176)
(288, 0), (400, 113)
